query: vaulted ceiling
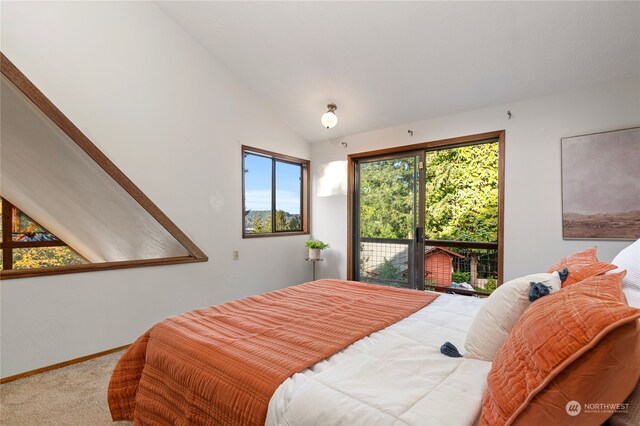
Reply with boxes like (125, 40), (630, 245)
(158, 1), (640, 142)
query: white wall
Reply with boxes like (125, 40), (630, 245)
(2, 1), (638, 380)
(311, 77), (640, 282)
(0, 2), (311, 377)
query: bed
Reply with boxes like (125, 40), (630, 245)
(266, 293), (489, 426)
(108, 279), (488, 425)
(109, 242), (640, 426)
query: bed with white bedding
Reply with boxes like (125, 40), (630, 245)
(266, 293), (491, 426)
(109, 279), (444, 425)
(109, 241), (640, 426)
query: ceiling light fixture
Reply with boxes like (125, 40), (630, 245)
(321, 103), (338, 129)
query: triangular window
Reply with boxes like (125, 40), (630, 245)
(1, 198), (87, 270)
(1, 54), (207, 278)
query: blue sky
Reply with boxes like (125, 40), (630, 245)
(245, 154), (301, 214)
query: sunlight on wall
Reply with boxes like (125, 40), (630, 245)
(317, 161), (348, 197)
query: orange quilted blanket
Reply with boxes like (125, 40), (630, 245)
(108, 279), (437, 425)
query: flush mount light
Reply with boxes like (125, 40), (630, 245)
(321, 103), (338, 129)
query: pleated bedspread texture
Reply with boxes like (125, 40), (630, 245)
(108, 279), (438, 425)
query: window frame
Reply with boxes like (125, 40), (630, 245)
(1, 198), (90, 270)
(347, 130), (505, 288)
(0, 53), (207, 281)
(242, 145), (310, 238)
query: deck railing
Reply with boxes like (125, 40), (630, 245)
(358, 237), (498, 294)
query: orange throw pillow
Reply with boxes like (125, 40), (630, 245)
(561, 262), (618, 287)
(517, 320), (640, 425)
(546, 246), (616, 287)
(546, 246), (598, 272)
(481, 272), (640, 426)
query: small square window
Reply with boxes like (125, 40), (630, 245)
(242, 146), (309, 237)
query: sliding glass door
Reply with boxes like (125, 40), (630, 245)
(422, 142), (500, 294)
(351, 135), (502, 295)
(353, 152), (424, 290)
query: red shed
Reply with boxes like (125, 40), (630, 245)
(424, 247), (464, 287)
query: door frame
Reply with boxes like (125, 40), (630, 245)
(347, 130), (505, 285)
(352, 150), (425, 289)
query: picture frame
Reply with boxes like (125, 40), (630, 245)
(561, 127), (640, 240)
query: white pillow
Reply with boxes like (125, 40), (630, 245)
(464, 272), (561, 361)
(609, 239), (640, 308)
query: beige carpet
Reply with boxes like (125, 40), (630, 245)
(0, 351), (132, 425)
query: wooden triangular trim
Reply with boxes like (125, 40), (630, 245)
(0, 53), (208, 273)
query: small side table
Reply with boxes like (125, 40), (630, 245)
(305, 258), (323, 281)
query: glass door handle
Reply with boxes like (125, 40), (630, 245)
(415, 227), (424, 243)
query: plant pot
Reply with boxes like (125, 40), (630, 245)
(308, 248), (322, 260)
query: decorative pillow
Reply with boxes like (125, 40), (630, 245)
(546, 246), (598, 273)
(608, 379), (640, 426)
(516, 320), (640, 425)
(464, 272), (561, 362)
(561, 262), (618, 287)
(609, 239), (640, 308)
(480, 272), (640, 426)
(546, 246), (616, 286)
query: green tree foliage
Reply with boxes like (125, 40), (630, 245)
(275, 210), (288, 231)
(358, 144), (498, 242)
(12, 247), (85, 270)
(424, 143), (498, 242)
(485, 276), (497, 292)
(288, 215), (301, 230)
(0, 200), (86, 270)
(452, 270), (471, 283)
(251, 214), (270, 233)
(248, 210), (301, 233)
(364, 258), (406, 288)
(358, 143), (499, 288)
(424, 143), (499, 286)
(359, 158), (417, 239)
(377, 258), (403, 281)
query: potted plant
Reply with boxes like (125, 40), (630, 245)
(305, 240), (329, 260)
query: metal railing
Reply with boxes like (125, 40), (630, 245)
(358, 237), (414, 288)
(357, 237), (498, 293)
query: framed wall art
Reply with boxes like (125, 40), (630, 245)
(561, 127), (640, 240)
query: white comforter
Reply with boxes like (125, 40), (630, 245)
(266, 293), (491, 426)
